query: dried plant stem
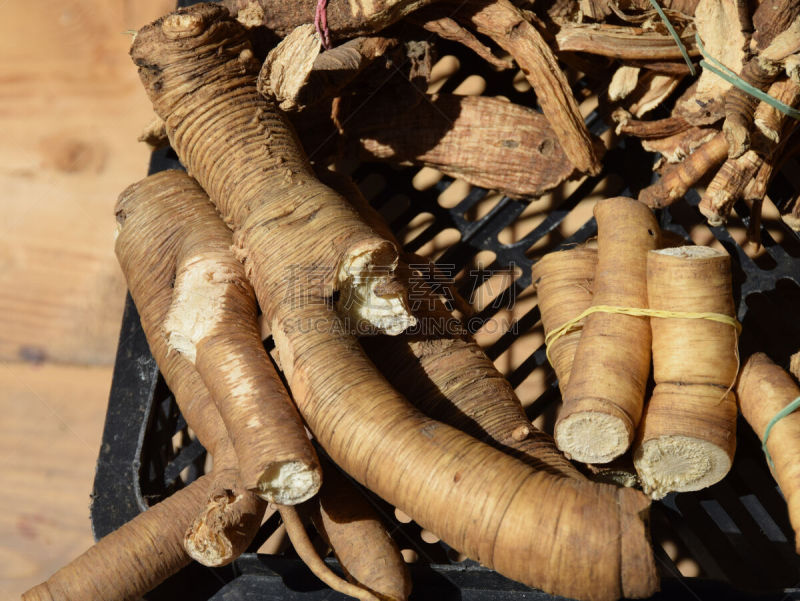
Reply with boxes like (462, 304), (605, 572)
(555, 198), (660, 464)
(754, 79), (800, 142)
(418, 15), (513, 70)
(639, 131), (728, 208)
(613, 109), (691, 138)
(556, 24), (699, 61)
(698, 150), (763, 226)
(634, 247), (738, 499)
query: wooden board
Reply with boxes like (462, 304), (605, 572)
(0, 0), (174, 365)
(0, 363), (112, 600)
(0, 0), (175, 597)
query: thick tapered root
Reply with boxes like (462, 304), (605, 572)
(307, 458), (411, 601)
(161, 193), (322, 505)
(115, 171), (266, 565)
(22, 476), (211, 601)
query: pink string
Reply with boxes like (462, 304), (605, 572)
(314, 0), (332, 50)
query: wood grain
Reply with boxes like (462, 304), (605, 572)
(0, 363), (111, 600)
(0, 0), (174, 365)
(0, 0), (174, 597)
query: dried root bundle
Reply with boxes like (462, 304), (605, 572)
(634, 246), (738, 499)
(555, 197), (660, 464)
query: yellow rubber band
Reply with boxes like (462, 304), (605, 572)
(545, 304), (741, 366)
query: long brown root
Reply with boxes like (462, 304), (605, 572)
(306, 458), (411, 601)
(159, 174), (321, 504)
(22, 475), (211, 601)
(115, 170), (266, 565)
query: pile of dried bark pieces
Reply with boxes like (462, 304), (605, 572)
(140, 0), (800, 227)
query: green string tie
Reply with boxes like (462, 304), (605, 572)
(695, 33), (800, 121)
(647, 0), (696, 75)
(761, 395), (800, 470)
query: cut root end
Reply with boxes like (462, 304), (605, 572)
(337, 242), (416, 336)
(257, 461), (321, 505)
(555, 411), (631, 464)
(184, 491), (239, 567)
(634, 436), (732, 499)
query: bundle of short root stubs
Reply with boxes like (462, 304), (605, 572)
(23, 1), (800, 601)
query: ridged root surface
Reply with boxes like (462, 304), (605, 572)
(130, 7), (658, 600)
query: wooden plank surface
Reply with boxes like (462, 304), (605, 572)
(0, 363), (111, 600)
(0, 0), (173, 366)
(0, 1), (175, 598)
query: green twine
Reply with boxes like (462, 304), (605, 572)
(761, 395), (800, 470)
(695, 33), (800, 121)
(647, 0), (696, 76)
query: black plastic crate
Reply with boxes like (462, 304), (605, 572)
(93, 9), (800, 599)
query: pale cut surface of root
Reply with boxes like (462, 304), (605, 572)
(164, 255), (230, 364)
(555, 412), (630, 464)
(338, 245), (416, 336)
(184, 492), (239, 567)
(652, 246), (725, 259)
(258, 460), (321, 504)
(634, 435), (732, 500)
